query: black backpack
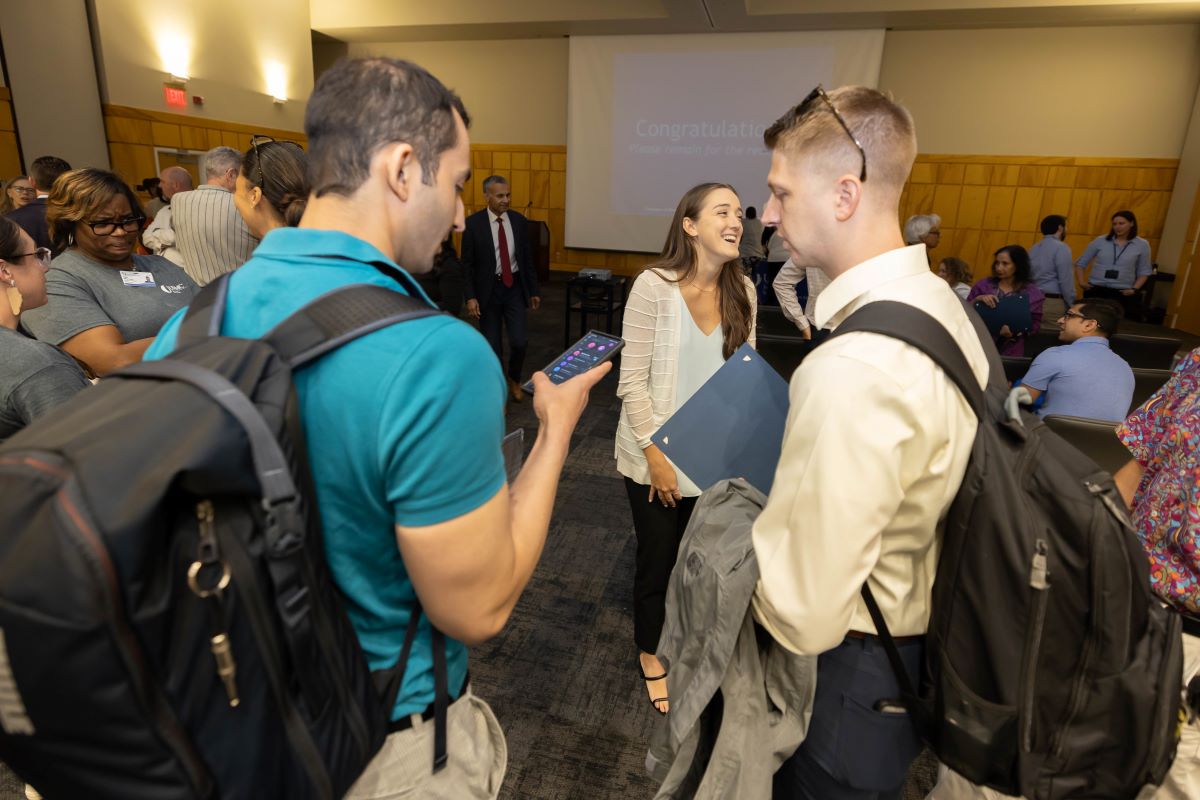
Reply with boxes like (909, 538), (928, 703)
(833, 302), (1183, 800)
(0, 271), (451, 799)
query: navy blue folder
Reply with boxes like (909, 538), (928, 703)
(651, 343), (790, 495)
(973, 294), (1033, 338)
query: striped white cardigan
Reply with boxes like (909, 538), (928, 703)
(614, 268), (758, 486)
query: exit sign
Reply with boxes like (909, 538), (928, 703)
(163, 84), (187, 108)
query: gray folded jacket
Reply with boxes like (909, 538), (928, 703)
(647, 478), (817, 800)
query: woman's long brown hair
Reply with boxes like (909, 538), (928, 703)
(645, 182), (752, 359)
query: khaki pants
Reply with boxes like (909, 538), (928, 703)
(929, 632), (1200, 800)
(1041, 296), (1067, 331)
(346, 687), (507, 799)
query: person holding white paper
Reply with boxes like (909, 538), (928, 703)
(614, 182), (757, 715)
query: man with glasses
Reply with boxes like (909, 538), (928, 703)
(170, 146), (257, 285)
(1016, 298), (1133, 422)
(751, 86), (990, 799)
(7, 155), (71, 255)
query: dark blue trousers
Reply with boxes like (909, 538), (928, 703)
(480, 279), (528, 382)
(773, 635), (924, 800)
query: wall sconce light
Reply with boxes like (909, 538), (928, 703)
(158, 31), (191, 86)
(264, 60), (288, 106)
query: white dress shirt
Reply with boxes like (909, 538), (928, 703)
(141, 206), (186, 267)
(751, 244), (990, 656)
(488, 209), (519, 275)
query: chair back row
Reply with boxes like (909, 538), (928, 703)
(1024, 330), (1181, 369)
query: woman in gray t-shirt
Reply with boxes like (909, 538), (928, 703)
(20, 168), (196, 376)
(0, 217), (89, 441)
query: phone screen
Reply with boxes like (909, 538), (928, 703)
(524, 331), (623, 392)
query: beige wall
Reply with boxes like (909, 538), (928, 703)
(879, 25), (1200, 158)
(90, 0), (314, 132)
(0, 0), (109, 172)
(346, 25), (1200, 157)
(345, 39), (569, 145)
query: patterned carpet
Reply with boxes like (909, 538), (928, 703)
(0, 271), (942, 799)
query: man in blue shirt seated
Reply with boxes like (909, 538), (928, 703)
(145, 57), (609, 799)
(1020, 298), (1134, 422)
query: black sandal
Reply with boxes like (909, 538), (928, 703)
(638, 660), (669, 715)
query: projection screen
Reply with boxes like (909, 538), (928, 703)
(566, 31), (886, 253)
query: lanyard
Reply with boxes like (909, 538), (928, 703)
(1111, 240), (1132, 265)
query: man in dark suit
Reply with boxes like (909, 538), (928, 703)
(463, 175), (541, 402)
(7, 155), (71, 254)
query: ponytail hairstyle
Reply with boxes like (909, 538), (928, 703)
(243, 137), (310, 226)
(644, 182), (751, 359)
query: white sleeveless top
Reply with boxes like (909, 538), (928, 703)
(670, 289), (726, 496)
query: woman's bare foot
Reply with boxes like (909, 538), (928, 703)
(639, 651), (669, 714)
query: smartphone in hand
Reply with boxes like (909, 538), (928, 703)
(522, 330), (623, 394)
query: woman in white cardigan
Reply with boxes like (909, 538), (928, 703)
(615, 182), (757, 714)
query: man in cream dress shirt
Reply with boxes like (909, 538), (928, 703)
(753, 87), (990, 799)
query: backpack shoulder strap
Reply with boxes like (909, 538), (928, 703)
(175, 273), (232, 350)
(830, 300), (986, 419)
(263, 283), (443, 369)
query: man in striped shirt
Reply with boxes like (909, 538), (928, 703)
(170, 146), (258, 285)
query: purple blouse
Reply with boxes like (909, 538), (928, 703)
(965, 277), (1045, 357)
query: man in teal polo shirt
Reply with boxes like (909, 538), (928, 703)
(145, 57), (608, 799)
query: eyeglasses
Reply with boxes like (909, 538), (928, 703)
(1060, 310), (1090, 322)
(9, 186), (35, 195)
(85, 216), (145, 236)
(7, 247), (51, 265)
(249, 134), (305, 189)
(798, 85), (867, 182)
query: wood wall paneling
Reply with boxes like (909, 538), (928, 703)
(0, 89), (21, 181)
(1168, 182), (1200, 335)
(102, 104), (306, 193)
(97, 104), (1181, 285)
(905, 154), (1177, 295)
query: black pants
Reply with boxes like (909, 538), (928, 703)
(773, 635), (924, 799)
(1084, 284), (1140, 321)
(480, 279), (529, 382)
(624, 477), (698, 653)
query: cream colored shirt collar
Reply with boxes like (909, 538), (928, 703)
(814, 244), (931, 330)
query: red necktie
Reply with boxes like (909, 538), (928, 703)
(497, 216), (513, 288)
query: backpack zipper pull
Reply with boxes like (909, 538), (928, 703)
(188, 500), (240, 708)
(1030, 539), (1049, 590)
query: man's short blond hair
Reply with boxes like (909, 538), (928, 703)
(764, 86), (917, 197)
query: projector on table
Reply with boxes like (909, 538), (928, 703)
(578, 268), (613, 281)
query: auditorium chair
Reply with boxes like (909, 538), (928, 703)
(1023, 329), (1062, 360)
(1042, 415), (1131, 475)
(1001, 356), (1031, 385)
(756, 334), (814, 381)
(1109, 333), (1181, 370)
(1129, 367), (1173, 413)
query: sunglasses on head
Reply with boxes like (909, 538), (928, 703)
(797, 85), (867, 182)
(249, 134), (305, 189)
